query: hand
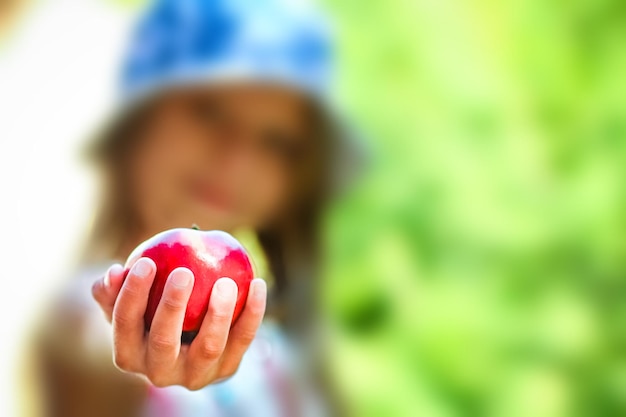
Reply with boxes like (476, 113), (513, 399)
(91, 257), (267, 390)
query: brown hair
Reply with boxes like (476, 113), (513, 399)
(85, 91), (333, 333)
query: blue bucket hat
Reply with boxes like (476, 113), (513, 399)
(121, 0), (333, 107)
(99, 0), (363, 189)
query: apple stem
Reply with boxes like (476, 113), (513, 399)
(191, 224), (199, 230)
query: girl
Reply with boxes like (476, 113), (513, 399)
(34, 0), (358, 416)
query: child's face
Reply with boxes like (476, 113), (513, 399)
(129, 84), (311, 232)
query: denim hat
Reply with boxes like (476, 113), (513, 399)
(120, 0), (334, 106)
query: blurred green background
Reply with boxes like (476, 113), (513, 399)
(321, 1), (626, 416)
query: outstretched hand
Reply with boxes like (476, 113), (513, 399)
(92, 258), (267, 390)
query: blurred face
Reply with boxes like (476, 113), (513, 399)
(128, 84), (312, 233)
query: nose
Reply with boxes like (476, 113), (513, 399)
(214, 128), (258, 182)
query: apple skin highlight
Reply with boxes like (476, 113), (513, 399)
(124, 228), (254, 343)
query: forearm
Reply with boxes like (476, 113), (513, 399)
(37, 345), (147, 417)
(30, 299), (148, 417)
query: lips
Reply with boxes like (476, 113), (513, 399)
(188, 179), (235, 212)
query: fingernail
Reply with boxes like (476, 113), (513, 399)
(104, 264), (123, 288)
(171, 268), (192, 288)
(215, 278), (236, 297)
(251, 279), (267, 300)
(103, 270), (111, 288)
(132, 258), (152, 278)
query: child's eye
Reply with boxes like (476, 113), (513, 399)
(261, 131), (302, 161)
(189, 96), (224, 126)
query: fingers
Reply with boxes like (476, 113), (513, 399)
(92, 264), (126, 322)
(97, 264), (266, 390)
(111, 258), (156, 372)
(146, 267), (194, 376)
(186, 278), (238, 383)
(220, 279), (267, 376)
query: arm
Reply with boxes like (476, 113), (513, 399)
(33, 285), (148, 417)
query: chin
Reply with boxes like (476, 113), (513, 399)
(180, 209), (239, 232)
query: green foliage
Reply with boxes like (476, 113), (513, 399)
(322, 0), (626, 416)
(104, 0), (147, 8)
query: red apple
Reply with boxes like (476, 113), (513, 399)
(124, 227), (254, 343)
